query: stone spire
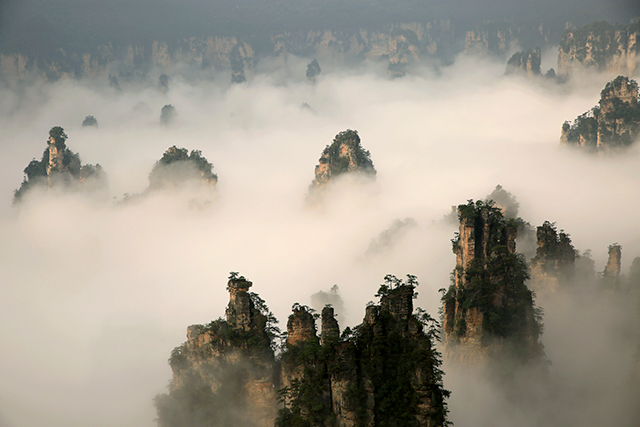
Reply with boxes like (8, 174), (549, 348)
(286, 305), (317, 346)
(225, 276), (254, 331)
(603, 243), (622, 290)
(320, 306), (339, 344)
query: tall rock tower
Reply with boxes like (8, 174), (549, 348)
(155, 274), (278, 427)
(561, 76), (640, 150)
(602, 243), (622, 291)
(307, 129), (376, 204)
(277, 277), (449, 427)
(442, 200), (544, 368)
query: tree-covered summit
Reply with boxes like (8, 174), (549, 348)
(148, 146), (218, 190)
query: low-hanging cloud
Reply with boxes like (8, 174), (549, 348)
(0, 53), (639, 427)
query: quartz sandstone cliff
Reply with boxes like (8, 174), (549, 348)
(278, 278), (449, 427)
(602, 243), (622, 291)
(154, 276), (278, 427)
(442, 200), (544, 368)
(307, 130), (376, 204)
(157, 275), (449, 427)
(558, 21), (639, 76)
(13, 127), (106, 203)
(561, 76), (640, 149)
(0, 20), (561, 82)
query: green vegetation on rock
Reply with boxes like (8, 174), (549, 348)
(148, 146), (218, 190)
(443, 200), (545, 364)
(13, 126), (105, 203)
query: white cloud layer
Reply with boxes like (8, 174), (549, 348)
(0, 54), (638, 426)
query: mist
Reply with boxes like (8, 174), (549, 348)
(0, 54), (639, 427)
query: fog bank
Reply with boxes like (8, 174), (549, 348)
(0, 55), (639, 426)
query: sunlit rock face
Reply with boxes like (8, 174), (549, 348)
(307, 129), (376, 205)
(442, 201), (544, 369)
(558, 21), (639, 77)
(561, 76), (640, 150)
(602, 243), (622, 291)
(13, 126), (107, 203)
(155, 276), (278, 427)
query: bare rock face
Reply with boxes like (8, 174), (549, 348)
(155, 274), (278, 427)
(320, 306), (339, 344)
(307, 129), (375, 203)
(277, 277), (449, 427)
(561, 76), (640, 150)
(558, 21), (639, 77)
(602, 243), (622, 290)
(286, 305), (317, 346)
(13, 127), (107, 203)
(530, 221), (577, 293)
(442, 200), (544, 369)
(157, 274), (449, 427)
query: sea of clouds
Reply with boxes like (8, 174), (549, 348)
(0, 52), (638, 427)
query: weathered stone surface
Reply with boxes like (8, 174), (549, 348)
(602, 243), (622, 290)
(561, 76), (640, 149)
(442, 200), (544, 369)
(155, 275), (277, 427)
(558, 22), (639, 77)
(278, 280), (449, 427)
(307, 129), (376, 204)
(286, 305), (317, 346)
(320, 306), (339, 344)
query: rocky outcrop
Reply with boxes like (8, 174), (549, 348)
(602, 243), (622, 290)
(158, 274), (449, 427)
(0, 20), (562, 82)
(147, 146), (218, 191)
(558, 21), (639, 76)
(529, 221), (577, 292)
(286, 305), (317, 346)
(307, 130), (376, 203)
(320, 306), (340, 344)
(155, 274), (278, 427)
(561, 76), (640, 149)
(505, 48), (542, 76)
(278, 276), (449, 427)
(442, 200), (544, 368)
(13, 127), (106, 203)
